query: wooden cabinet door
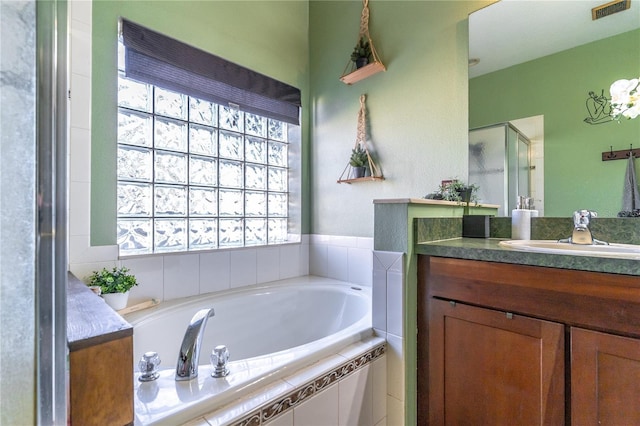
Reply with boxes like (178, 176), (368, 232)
(429, 298), (565, 426)
(571, 327), (640, 426)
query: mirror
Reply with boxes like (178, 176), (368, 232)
(469, 0), (640, 217)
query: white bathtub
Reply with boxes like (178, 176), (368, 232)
(126, 276), (373, 425)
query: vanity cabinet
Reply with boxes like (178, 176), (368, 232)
(67, 273), (133, 425)
(417, 256), (640, 426)
(571, 328), (640, 425)
(429, 299), (564, 425)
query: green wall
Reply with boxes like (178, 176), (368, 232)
(91, 1), (310, 245)
(91, 0), (507, 241)
(309, 1), (492, 237)
(470, 29), (640, 218)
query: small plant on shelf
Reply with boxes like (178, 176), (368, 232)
(350, 36), (372, 68)
(349, 145), (369, 178)
(425, 179), (479, 206)
(349, 145), (368, 168)
(88, 266), (138, 294)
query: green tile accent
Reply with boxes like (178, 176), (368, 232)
(415, 217), (461, 243)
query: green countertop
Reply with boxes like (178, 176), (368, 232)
(416, 238), (640, 277)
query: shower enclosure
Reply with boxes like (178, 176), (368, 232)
(469, 123), (531, 216)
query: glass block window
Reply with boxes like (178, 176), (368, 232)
(117, 73), (293, 255)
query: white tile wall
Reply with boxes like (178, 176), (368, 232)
(294, 384), (340, 425)
(372, 250), (405, 426)
(199, 251), (231, 294)
(264, 411), (293, 426)
(308, 234), (373, 286)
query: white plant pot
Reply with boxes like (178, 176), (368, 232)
(102, 291), (129, 311)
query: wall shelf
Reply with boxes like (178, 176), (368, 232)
(338, 176), (385, 184)
(340, 61), (386, 85)
(339, 0), (385, 85)
(338, 94), (384, 183)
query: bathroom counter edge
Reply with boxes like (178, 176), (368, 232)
(416, 238), (640, 276)
(67, 272), (133, 352)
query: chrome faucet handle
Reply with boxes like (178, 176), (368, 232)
(138, 351), (161, 382)
(573, 210), (597, 229)
(210, 345), (230, 378)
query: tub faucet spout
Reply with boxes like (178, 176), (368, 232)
(175, 308), (215, 381)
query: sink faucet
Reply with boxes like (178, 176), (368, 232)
(560, 210), (608, 245)
(175, 308), (215, 381)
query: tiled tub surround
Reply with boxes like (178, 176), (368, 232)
(69, 234), (374, 307)
(125, 277), (383, 425)
(185, 339), (386, 426)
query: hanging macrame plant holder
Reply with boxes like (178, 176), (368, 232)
(340, 0), (386, 85)
(338, 94), (383, 183)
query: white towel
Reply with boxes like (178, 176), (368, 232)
(622, 154), (640, 211)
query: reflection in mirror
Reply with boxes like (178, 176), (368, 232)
(468, 0), (640, 217)
(470, 122), (532, 216)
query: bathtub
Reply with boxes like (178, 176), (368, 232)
(126, 276), (375, 425)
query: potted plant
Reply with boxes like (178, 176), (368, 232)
(425, 179), (479, 213)
(88, 266), (138, 310)
(349, 145), (369, 178)
(351, 36), (372, 69)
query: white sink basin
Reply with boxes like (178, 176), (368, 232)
(499, 240), (640, 259)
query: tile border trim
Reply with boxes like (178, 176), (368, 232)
(230, 343), (386, 426)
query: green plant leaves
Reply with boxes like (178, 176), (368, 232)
(88, 266), (138, 294)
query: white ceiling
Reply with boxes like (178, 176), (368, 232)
(469, 0), (640, 78)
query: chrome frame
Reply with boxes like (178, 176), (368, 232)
(36, 0), (68, 423)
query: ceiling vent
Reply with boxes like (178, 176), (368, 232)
(592, 0), (631, 20)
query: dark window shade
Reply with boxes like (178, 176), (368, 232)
(121, 19), (301, 125)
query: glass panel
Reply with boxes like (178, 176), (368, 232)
(117, 74), (293, 255)
(190, 187), (217, 216)
(268, 218), (288, 244)
(245, 219), (266, 245)
(118, 75), (152, 112)
(155, 185), (187, 216)
(190, 124), (217, 156)
(155, 87), (187, 119)
(245, 191), (266, 216)
(517, 135), (530, 202)
(245, 136), (267, 163)
(245, 164), (266, 190)
(118, 109), (152, 147)
(219, 218), (243, 247)
(117, 182), (152, 217)
(507, 126), (518, 212)
(268, 141), (287, 167)
(219, 130), (243, 160)
(268, 167), (287, 192)
(469, 125), (507, 216)
(154, 218), (187, 252)
(190, 156), (217, 186)
(118, 145), (152, 181)
(189, 219), (217, 249)
(155, 151), (187, 184)
(268, 119), (287, 142)
(117, 219), (152, 254)
(219, 189), (243, 216)
(219, 106), (244, 132)
(189, 97), (217, 126)
(219, 160), (243, 188)
(268, 193), (287, 217)
(155, 117), (187, 152)
(245, 113), (267, 137)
